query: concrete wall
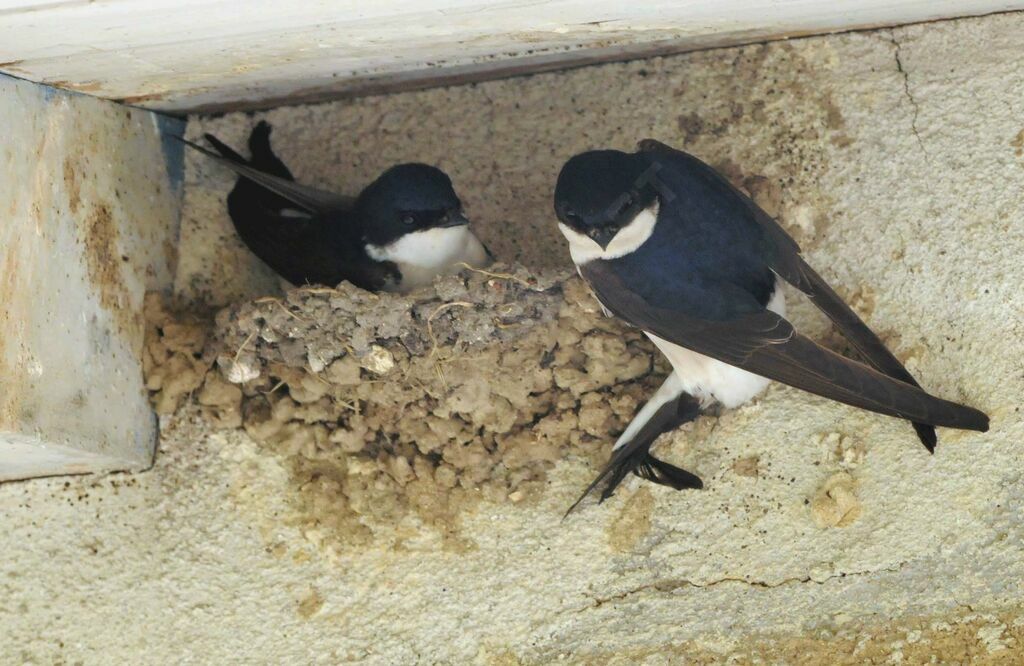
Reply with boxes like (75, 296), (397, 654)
(3, 11), (1020, 663)
(0, 75), (182, 481)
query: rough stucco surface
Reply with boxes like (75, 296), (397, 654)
(4, 12), (1024, 664)
(0, 74), (182, 480)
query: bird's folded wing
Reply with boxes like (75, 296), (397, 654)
(176, 137), (353, 214)
(583, 265), (989, 432)
(637, 138), (942, 447)
(779, 256), (941, 447)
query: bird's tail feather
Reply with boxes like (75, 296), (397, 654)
(246, 121), (296, 182)
(208, 122), (298, 215)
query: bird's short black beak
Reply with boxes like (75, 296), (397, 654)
(438, 211), (470, 228)
(588, 226), (617, 249)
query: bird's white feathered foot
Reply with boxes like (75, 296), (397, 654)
(566, 372), (703, 515)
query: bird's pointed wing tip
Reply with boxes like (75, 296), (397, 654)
(169, 134), (215, 154)
(166, 133), (191, 145)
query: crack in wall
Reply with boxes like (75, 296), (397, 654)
(578, 561), (909, 611)
(888, 31), (928, 157)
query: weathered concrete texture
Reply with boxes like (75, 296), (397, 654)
(4, 0), (1022, 112)
(0, 75), (182, 480)
(4, 11), (1024, 664)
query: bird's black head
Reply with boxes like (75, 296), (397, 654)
(553, 149), (659, 250)
(356, 163), (467, 245)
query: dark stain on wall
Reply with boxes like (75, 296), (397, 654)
(82, 203), (141, 347)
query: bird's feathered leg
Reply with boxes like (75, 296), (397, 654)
(565, 372), (703, 516)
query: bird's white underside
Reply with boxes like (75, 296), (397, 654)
(366, 225), (490, 293)
(649, 281), (786, 405)
(612, 285), (785, 450)
(555, 202), (788, 451)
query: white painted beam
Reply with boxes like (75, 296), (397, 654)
(0, 0), (1021, 112)
(0, 74), (182, 481)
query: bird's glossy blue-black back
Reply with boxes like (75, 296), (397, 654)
(603, 152), (776, 321)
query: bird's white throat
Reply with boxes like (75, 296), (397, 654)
(366, 225), (490, 292)
(558, 200), (659, 265)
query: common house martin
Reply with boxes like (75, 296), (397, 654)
(554, 139), (989, 511)
(180, 122), (491, 292)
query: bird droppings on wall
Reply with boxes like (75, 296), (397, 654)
(145, 267), (702, 553)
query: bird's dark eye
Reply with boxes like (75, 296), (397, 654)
(616, 195), (636, 216)
(401, 214), (415, 225)
(564, 211), (583, 227)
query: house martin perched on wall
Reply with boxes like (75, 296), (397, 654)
(179, 121), (491, 292)
(554, 139), (989, 511)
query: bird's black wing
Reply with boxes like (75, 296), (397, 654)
(637, 139), (949, 449)
(177, 136), (352, 215)
(581, 261), (989, 432)
(177, 129), (396, 290)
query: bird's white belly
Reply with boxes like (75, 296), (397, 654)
(645, 334), (770, 408)
(367, 226), (490, 292)
(646, 280), (786, 409)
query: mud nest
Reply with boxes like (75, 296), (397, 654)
(144, 264), (668, 550)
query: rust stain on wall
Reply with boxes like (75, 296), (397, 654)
(117, 92), (168, 105)
(1012, 129), (1024, 157)
(63, 157), (81, 213)
(0, 60), (27, 75)
(82, 203), (141, 344)
(0, 243), (26, 431)
(44, 80), (105, 93)
(0, 244), (18, 327)
(64, 80), (104, 93)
